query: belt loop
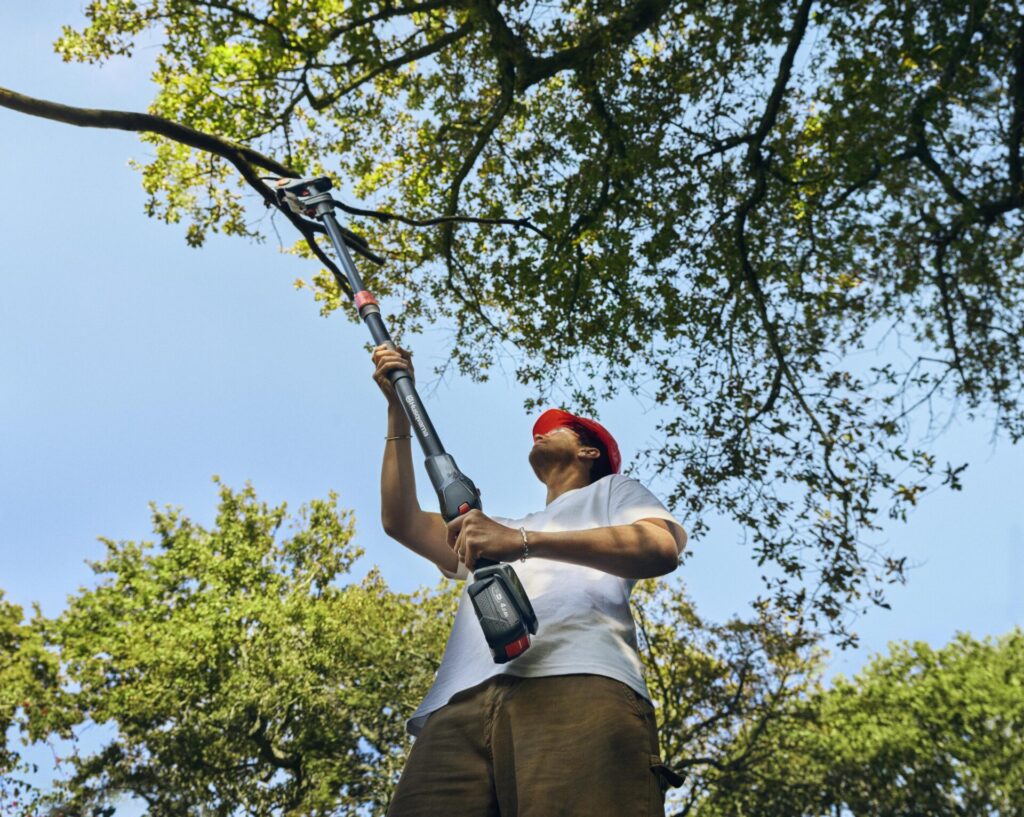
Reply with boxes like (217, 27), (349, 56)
(650, 756), (685, 791)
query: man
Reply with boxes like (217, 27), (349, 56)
(372, 344), (686, 817)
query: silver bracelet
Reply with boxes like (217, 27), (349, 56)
(519, 527), (529, 562)
(384, 434), (412, 441)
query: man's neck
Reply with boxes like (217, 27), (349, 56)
(543, 467), (592, 505)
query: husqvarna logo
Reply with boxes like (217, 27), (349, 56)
(404, 394), (432, 438)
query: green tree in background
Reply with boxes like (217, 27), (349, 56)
(1, 483), (821, 816)
(632, 579), (823, 816)
(2, 0), (1022, 639)
(690, 630), (1024, 817)
(2, 482), (459, 816)
(1, 593), (60, 814)
(3, 486), (1021, 815)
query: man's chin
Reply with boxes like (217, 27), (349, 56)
(529, 445), (568, 479)
(528, 446), (549, 478)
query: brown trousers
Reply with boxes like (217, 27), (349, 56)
(387, 674), (675, 817)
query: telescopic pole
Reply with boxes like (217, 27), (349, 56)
(274, 177), (538, 663)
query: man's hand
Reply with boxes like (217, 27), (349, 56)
(446, 510), (521, 569)
(371, 344), (414, 407)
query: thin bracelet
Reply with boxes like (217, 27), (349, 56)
(384, 434), (413, 441)
(519, 527), (530, 562)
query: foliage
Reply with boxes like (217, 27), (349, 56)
(1, 481), (823, 816)
(690, 630), (1024, 817)
(3, 485), (1020, 816)
(44, 0), (1024, 639)
(2, 482), (458, 817)
(632, 579), (824, 816)
(1, 592), (59, 814)
(1, 594), (28, 779)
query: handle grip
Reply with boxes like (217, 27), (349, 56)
(425, 454), (482, 522)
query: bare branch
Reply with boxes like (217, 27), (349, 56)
(334, 199), (552, 240)
(0, 84), (551, 282)
(332, 21), (475, 100)
(0, 84), (293, 177)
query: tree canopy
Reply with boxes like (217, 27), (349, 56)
(3, 0), (1023, 637)
(2, 483), (460, 816)
(692, 629), (1024, 817)
(0, 482), (818, 816)
(2, 483), (1020, 816)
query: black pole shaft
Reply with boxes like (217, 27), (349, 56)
(298, 186), (540, 661)
(318, 208), (445, 458)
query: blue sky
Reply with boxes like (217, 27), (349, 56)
(1, 2), (1022, 803)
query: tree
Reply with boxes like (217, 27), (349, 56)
(9, 483), (1019, 817)
(2, 0), (1022, 639)
(690, 630), (1024, 817)
(631, 579), (823, 816)
(1, 592), (60, 815)
(2, 482), (824, 816)
(2, 481), (459, 816)
(0, 479), (827, 817)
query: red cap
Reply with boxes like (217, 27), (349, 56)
(532, 409), (621, 474)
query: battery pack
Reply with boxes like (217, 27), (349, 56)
(468, 564), (539, 663)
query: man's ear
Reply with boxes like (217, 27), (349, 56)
(577, 446), (600, 462)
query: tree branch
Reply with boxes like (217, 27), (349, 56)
(730, 0), (845, 486)
(906, 1), (986, 207)
(331, 21), (475, 101)
(434, 54), (518, 340)
(521, 0), (675, 88)
(0, 85), (387, 294)
(321, 0), (453, 46)
(193, 0), (297, 51)
(334, 199), (552, 240)
(747, 0), (814, 158)
(247, 713), (301, 773)
(0, 85), (292, 176)
(1006, 21), (1024, 198)
(0, 84), (551, 287)
(467, 0), (675, 92)
(465, 0), (536, 86)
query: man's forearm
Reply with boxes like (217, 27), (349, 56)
(379, 405), (458, 573)
(380, 405), (418, 535)
(525, 521), (683, 579)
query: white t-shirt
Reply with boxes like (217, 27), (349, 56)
(407, 474), (681, 735)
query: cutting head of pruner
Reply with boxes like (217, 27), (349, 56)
(266, 176), (335, 216)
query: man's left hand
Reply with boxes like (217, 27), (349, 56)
(446, 510), (521, 569)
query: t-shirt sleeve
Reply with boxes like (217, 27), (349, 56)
(607, 475), (682, 529)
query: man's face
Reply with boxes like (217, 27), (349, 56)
(528, 425), (589, 478)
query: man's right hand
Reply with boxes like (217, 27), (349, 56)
(371, 344), (414, 406)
